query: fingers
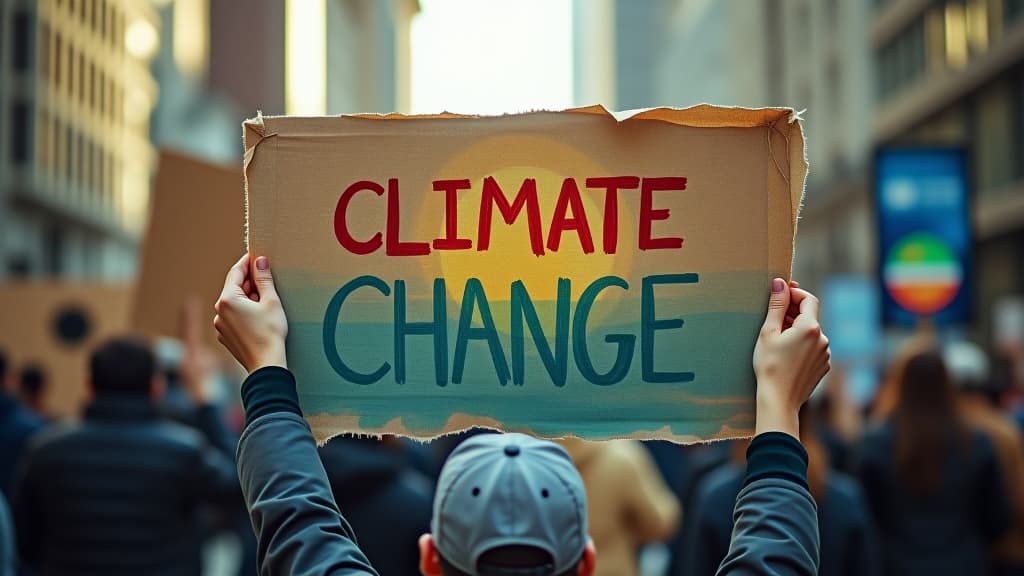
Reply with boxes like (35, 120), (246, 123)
(762, 278), (791, 334)
(792, 287), (820, 322)
(221, 253), (249, 297)
(251, 256), (279, 302)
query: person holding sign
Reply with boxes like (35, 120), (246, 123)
(215, 255), (829, 576)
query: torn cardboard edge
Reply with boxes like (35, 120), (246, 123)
(241, 104), (808, 445)
(241, 104), (808, 272)
(307, 412), (755, 446)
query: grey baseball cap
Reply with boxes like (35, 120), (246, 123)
(432, 433), (588, 576)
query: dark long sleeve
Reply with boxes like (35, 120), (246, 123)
(716, 433), (819, 576)
(235, 367), (378, 576)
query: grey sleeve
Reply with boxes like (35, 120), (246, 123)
(236, 412), (379, 576)
(715, 478), (819, 576)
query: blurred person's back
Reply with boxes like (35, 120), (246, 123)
(559, 438), (680, 576)
(947, 342), (1024, 575)
(859, 351), (1010, 576)
(683, 410), (879, 576)
(0, 351), (43, 498)
(318, 436), (434, 576)
(11, 338), (239, 576)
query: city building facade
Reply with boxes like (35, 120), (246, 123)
(872, 0), (1024, 341)
(0, 0), (160, 280)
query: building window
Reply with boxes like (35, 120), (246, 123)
(97, 149), (106, 201)
(1008, 0), (1024, 22)
(54, 34), (62, 88)
(37, 110), (49, 170)
(66, 43), (74, 96)
(1013, 69), (1024, 180)
(878, 18), (926, 101)
(78, 52), (86, 104)
(77, 132), (86, 188)
(54, 120), (63, 176)
(39, 24), (50, 81)
(98, 72), (105, 116)
(89, 63), (96, 109)
(83, 139), (92, 196)
(44, 224), (65, 276)
(13, 10), (32, 73)
(65, 125), (74, 181)
(109, 5), (118, 48)
(11, 102), (33, 164)
(974, 81), (1015, 192)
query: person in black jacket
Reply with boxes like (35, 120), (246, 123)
(0, 352), (44, 499)
(319, 435), (434, 575)
(859, 350), (1011, 576)
(12, 337), (241, 576)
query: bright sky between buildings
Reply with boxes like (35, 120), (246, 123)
(411, 0), (575, 115)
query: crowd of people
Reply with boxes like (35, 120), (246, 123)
(0, 254), (1022, 576)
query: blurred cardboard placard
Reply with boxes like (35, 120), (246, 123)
(0, 283), (132, 417)
(244, 105), (806, 443)
(132, 150), (243, 345)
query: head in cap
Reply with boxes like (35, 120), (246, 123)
(419, 433), (596, 576)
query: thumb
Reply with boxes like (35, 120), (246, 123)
(252, 256), (279, 300)
(762, 278), (790, 334)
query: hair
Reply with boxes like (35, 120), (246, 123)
(89, 338), (156, 395)
(19, 364), (46, 399)
(439, 546), (579, 576)
(0, 349), (7, 380)
(894, 350), (967, 496)
(799, 404), (829, 503)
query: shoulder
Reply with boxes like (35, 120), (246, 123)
(145, 419), (211, 453)
(967, 411), (1022, 451)
(693, 463), (744, 519)
(24, 421), (81, 455)
(594, 440), (656, 475)
(825, 471), (871, 521)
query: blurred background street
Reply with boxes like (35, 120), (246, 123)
(1, 1), (1024, 575)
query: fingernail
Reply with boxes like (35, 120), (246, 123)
(256, 257), (269, 271)
(772, 278), (784, 293)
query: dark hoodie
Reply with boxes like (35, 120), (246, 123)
(318, 437), (434, 576)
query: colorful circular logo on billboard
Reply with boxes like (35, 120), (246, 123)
(883, 232), (962, 315)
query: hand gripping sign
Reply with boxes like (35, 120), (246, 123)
(243, 105), (806, 443)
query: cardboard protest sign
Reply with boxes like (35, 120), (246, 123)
(133, 149), (244, 346)
(243, 105), (806, 443)
(0, 283), (132, 417)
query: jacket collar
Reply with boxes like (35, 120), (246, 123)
(84, 394), (159, 422)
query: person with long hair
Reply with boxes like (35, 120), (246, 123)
(859, 350), (1010, 575)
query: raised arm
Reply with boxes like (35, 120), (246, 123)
(215, 254), (378, 576)
(716, 279), (830, 576)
